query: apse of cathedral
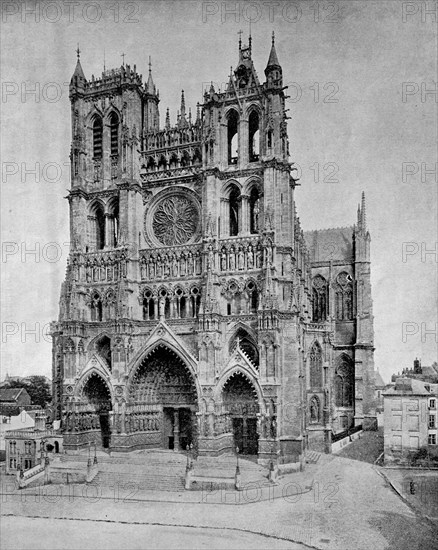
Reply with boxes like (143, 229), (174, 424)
(51, 33), (376, 462)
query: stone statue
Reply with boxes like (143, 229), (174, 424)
(247, 245), (254, 269)
(238, 248), (244, 270)
(229, 250), (235, 271)
(221, 251), (227, 271)
(253, 199), (260, 230)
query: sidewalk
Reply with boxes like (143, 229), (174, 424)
(378, 466), (438, 522)
(3, 454), (438, 550)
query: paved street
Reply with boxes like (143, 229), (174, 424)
(2, 516), (303, 550)
(2, 455), (437, 550)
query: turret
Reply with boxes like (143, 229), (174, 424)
(69, 46), (86, 98)
(264, 32), (282, 89)
(177, 90), (189, 129)
(143, 56), (160, 132)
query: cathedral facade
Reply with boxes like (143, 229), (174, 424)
(51, 35), (376, 462)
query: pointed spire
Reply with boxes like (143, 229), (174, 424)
(238, 29), (243, 51)
(196, 102), (201, 124)
(361, 191), (367, 230)
(226, 67), (234, 93)
(180, 90), (186, 117)
(165, 107), (170, 129)
(146, 56), (156, 95)
(266, 31), (280, 68)
(71, 44), (86, 85)
(248, 21), (252, 52)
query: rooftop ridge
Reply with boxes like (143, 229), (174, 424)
(303, 225), (355, 233)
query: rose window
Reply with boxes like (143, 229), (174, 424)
(152, 195), (199, 246)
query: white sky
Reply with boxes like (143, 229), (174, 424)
(1, 0), (437, 383)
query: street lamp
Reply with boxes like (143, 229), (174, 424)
(235, 446), (240, 473)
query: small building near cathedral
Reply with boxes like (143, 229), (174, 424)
(51, 34), (376, 464)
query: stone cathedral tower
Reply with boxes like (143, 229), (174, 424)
(51, 35), (376, 463)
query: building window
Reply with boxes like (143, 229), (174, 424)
(249, 187), (260, 234)
(96, 335), (112, 371)
(335, 272), (353, 321)
(229, 184), (241, 236)
(143, 290), (155, 320)
(24, 441), (32, 454)
(191, 287), (201, 317)
(91, 292), (103, 322)
(335, 359), (354, 407)
(93, 116), (103, 159)
(9, 441), (16, 455)
(109, 112), (119, 156)
(430, 399), (436, 409)
(229, 328), (259, 367)
(107, 198), (119, 248)
(248, 110), (260, 162)
(429, 434), (437, 445)
(227, 110), (239, 164)
(90, 203), (105, 250)
(246, 280), (258, 312)
(9, 458), (17, 469)
(312, 275), (328, 322)
(429, 415), (436, 429)
(24, 459), (32, 470)
(309, 342), (323, 388)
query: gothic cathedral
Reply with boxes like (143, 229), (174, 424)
(51, 34), (376, 463)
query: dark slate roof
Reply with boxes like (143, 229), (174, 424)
(0, 388), (25, 402)
(383, 377), (431, 396)
(422, 366), (438, 377)
(304, 227), (354, 263)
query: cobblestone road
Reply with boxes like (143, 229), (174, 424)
(2, 455), (437, 550)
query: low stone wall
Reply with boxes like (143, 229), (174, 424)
(332, 430), (363, 453)
(49, 467), (87, 485)
(197, 433), (234, 456)
(257, 438), (278, 463)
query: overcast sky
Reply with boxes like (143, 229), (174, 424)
(1, 0), (437, 383)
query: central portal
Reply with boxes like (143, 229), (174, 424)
(163, 407), (194, 450)
(129, 346), (198, 451)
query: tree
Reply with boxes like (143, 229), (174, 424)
(6, 376), (51, 408)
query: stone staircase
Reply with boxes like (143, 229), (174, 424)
(193, 454), (269, 486)
(59, 450), (187, 492)
(91, 469), (185, 492)
(305, 450), (321, 464)
(57, 450), (270, 492)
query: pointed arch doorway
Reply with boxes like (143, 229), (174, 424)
(223, 372), (260, 455)
(129, 346), (199, 451)
(82, 373), (112, 448)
